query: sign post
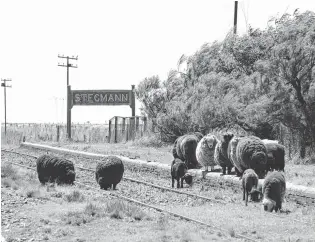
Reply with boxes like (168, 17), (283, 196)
(67, 85), (136, 139)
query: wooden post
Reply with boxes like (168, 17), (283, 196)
(143, 116), (147, 133)
(67, 85), (72, 140)
(136, 116), (139, 138)
(122, 118), (126, 132)
(114, 116), (118, 143)
(57, 125), (60, 142)
(108, 119), (112, 143)
(125, 121), (129, 142)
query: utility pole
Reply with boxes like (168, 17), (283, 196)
(1, 79), (12, 136)
(58, 54), (78, 140)
(234, 1), (238, 34)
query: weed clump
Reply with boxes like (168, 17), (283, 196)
(64, 190), (85, 202)
(105, 199), (146, 220)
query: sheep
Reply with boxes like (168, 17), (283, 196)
(262, 139), (285, 172)
(171, 158), (193, 188)
(196, 134), (218, 172)
(173, 132), (203, 169)
(262, 171), (286, 212)
(95, 156), (124, 190)
(236, 136), (268, 178)
(242, 169), (261, 206)
(214, 133), (234, 175)
(36, 154), (75, 185)
(227, 136), (242, 177)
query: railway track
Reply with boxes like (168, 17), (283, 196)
(2, 151), (258, 241)
(2, 148), (315, 229)
(2, 148), (315, 205)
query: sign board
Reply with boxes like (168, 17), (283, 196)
(72, 90), (132, 106)
(66, 85), (135, 140)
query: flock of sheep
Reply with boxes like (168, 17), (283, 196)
(171, 132), (287, 212)
(34, 131), (286, 213)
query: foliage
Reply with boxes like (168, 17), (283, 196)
(136, 10), (315, 156)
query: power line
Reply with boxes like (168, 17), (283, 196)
(1, 78), (12, 136)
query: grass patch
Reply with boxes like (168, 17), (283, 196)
(64, 210), (92, 226)
(84, 202), (103, 217)
(63, 202), (104, 226)
(64, 190), (85, 202)
(1, 163), (20, 180)
(25, 187), (41, 198)
(105, 199), (147, 221)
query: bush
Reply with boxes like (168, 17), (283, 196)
(132, 133), (164, 148)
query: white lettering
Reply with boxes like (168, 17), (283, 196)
(94, 94), (99, 102)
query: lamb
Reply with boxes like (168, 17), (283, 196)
(36, 154), (75, 185)
(196, 134), (218, 172)
(173, 132), (203, 169)
(171, 158), (193, 188)
(242, 169), (261, 206)
(214, 133), (234, 175)
(95, 156), (124, 190)
(227, 136), (242, 176)
(262, 139), (285, 172)
(236, 136), (268, 178)
(262, 171), (286, 212)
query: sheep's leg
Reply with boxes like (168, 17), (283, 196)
(177, 178), (180, 188)
(222, 167), (226, 175)
(243, 187), (245, 201)
(172, 178), (175, 188)
(180, 178), (184, 188)
(245, 192), (248, 206)
(113, 184), (117, 190)
(227, 166), (232, 174)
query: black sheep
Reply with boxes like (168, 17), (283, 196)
(262, 140), (285, 172)
(262, 171), (286, 212)
(236, 136), (268, 178)
(36, 154), (75, 185)
(242, 169), (260, 206)
(214, 133), (234, 175)
(171, 158), (193, 188)
(172, 132), (203, 169)
(95, 156), (124, 190)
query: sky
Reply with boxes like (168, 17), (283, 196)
(0, 0), (314, 124)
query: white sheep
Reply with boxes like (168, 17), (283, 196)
(196, 134), (218, 172)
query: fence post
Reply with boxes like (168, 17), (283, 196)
(114, 116), (118, 143)
(108, 119), (112, 143)
(143, 116), (147, 133)
(57, 125), (60, 142)
(136, 116), (139, 132)
(125, 119), (129, 142)
(130, 117), (135, 140)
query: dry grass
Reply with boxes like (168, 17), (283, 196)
(64, 190), (85, 202)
